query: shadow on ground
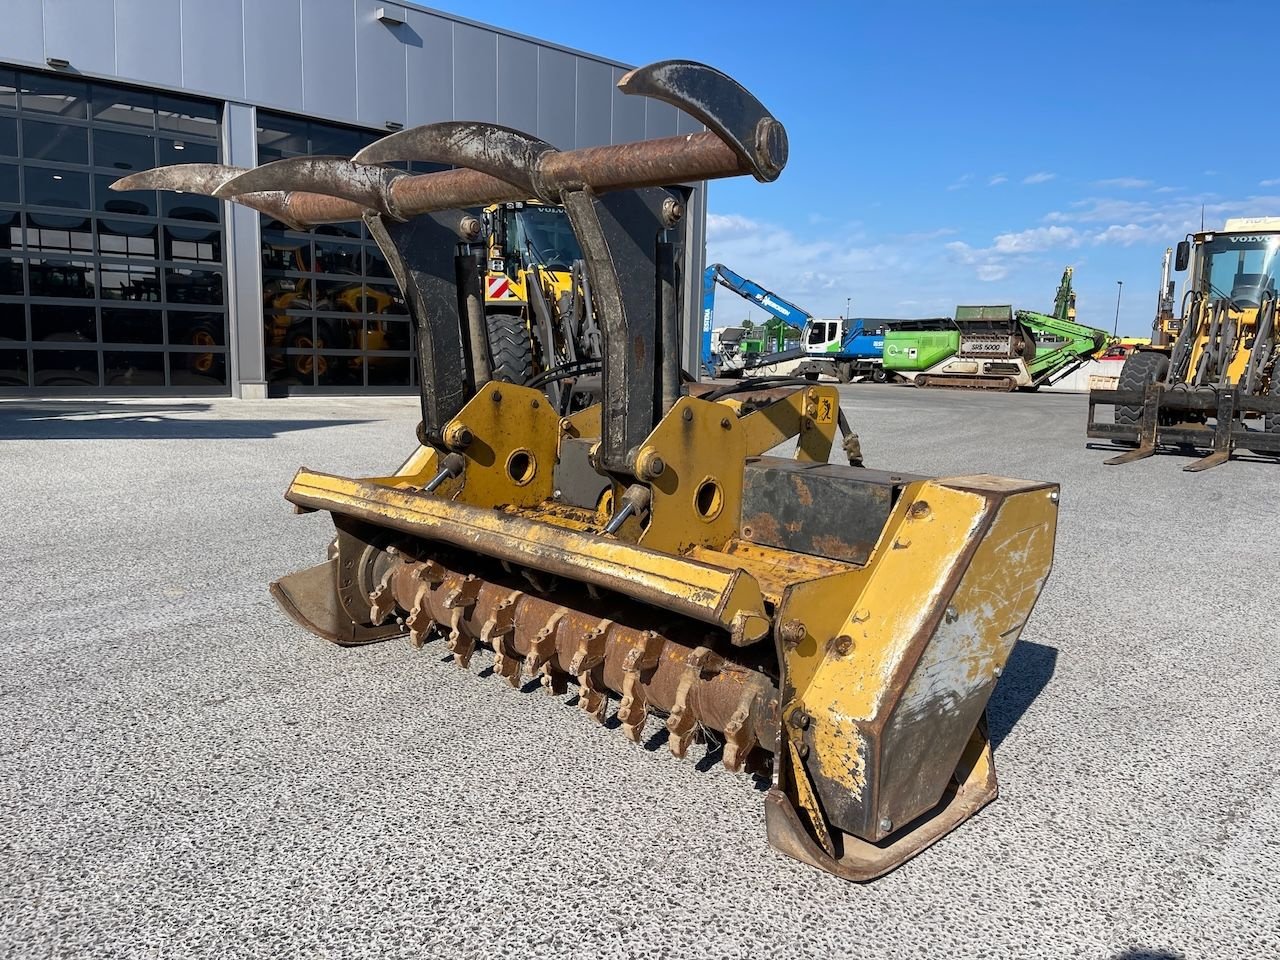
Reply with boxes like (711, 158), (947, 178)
(988, 639), (1058, 748)
(0, 403), (370, 440)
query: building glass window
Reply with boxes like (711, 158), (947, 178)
(0, 69), (226, 394)
(257, 111), (442, 393)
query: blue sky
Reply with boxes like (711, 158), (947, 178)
(425, 0), (1280, 335)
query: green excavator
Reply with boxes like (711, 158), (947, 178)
(882, 267), (1110, 390)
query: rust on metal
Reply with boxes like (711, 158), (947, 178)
(368, 547), (778, 766)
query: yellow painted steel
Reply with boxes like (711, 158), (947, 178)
(738, 384), (839, 461)
(285, 468), (771, 640)
(636, 395), (747, 554)
(440, 382), (561, 509)
(776, 475), (1057, 825)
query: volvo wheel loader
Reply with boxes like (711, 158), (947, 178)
(115, 60), (1060, 882)
(1086, 218), (1280, 470)
(480, 199), (604, 414)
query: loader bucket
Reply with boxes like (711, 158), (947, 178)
(121, 58), (1061, 882)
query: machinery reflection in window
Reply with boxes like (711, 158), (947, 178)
(0, 68), (226, 392)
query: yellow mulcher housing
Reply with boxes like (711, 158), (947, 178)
(116, 60), (1060, 882)
(1087, 218), (1280, 470)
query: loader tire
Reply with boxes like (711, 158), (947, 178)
(1245, 374), (1280, 457)
(1115, 350), (1169, 428)
(487, 310), (535, 385)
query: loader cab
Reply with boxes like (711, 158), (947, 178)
(1187, 223), (1280, 312)
(485, 201), (583, 277)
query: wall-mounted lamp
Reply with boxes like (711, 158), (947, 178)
(376, 5), (406, 25)
(384, 121), (403, 131)
(46, 57), (70, 69)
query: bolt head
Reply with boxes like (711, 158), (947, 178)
(879, 817), (893, 833)
(682, 408), (693, 422)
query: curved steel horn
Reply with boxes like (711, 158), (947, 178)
(213, 156), (409, 219)
(352, 122), (554, 200)
(617, 59), (787, 182)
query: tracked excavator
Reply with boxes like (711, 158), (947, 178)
(115, 60), (1060, 882)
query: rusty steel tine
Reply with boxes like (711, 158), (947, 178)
(352, 121), (554, 200)
(213, 156), (409, 219)
(111, 162), (317, 231)
(110, 161), (248, 195)
(617, 60), (788, 182)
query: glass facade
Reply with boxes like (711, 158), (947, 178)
(257, 113), (446, 393)
(0, 68), (227, 392)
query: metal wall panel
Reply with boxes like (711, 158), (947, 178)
(496, 35), (538, 132)
(451, 23), (497, 123)
(0, 0), (44, 66)
(221, 101), (265, 397)
(574, 58), (612, 149)
(404, 9), (454, 127)
(610, 66), (646, 144)
(180, 0), (245, 100)
(536, 48), (575, 149)
(645, 98), (680, 139)
(115, 0), (182, 90)
(301, 0), (358, 120)
(0, 1), (710, 395)
(43, 0), (116, 77)
(355, 0), (408, 128)
(244, 0), (305, 113)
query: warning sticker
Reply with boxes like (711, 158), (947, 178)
(815, 396), (836, 424)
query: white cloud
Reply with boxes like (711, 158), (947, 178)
(1091, 223), (1159, 246)
(1095, 177), (1153, 189)
(947, 173), (974, 191)
(988, 174), (1008, 186)
(991, 225), (1081, 254)
(706, 212), (758, 237)
(1022, 171), (1056, 185)
(1261, 178), (1280, 188)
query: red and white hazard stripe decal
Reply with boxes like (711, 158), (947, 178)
(486, 276), (513, 299)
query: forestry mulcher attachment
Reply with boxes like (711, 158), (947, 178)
(1087, 219), (1280, 470)
(116, 61), (1059, 882)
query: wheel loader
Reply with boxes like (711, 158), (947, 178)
(1086, 218), (1280, 470)
(480, 199), (604, 414)
(114, 60), (1060, 882)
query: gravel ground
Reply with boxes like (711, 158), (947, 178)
(1, 386), (1276, 959)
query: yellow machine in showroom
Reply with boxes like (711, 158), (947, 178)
(117, 60), (1060, 881)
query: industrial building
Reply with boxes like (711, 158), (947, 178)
(0, 1), (705, 397)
